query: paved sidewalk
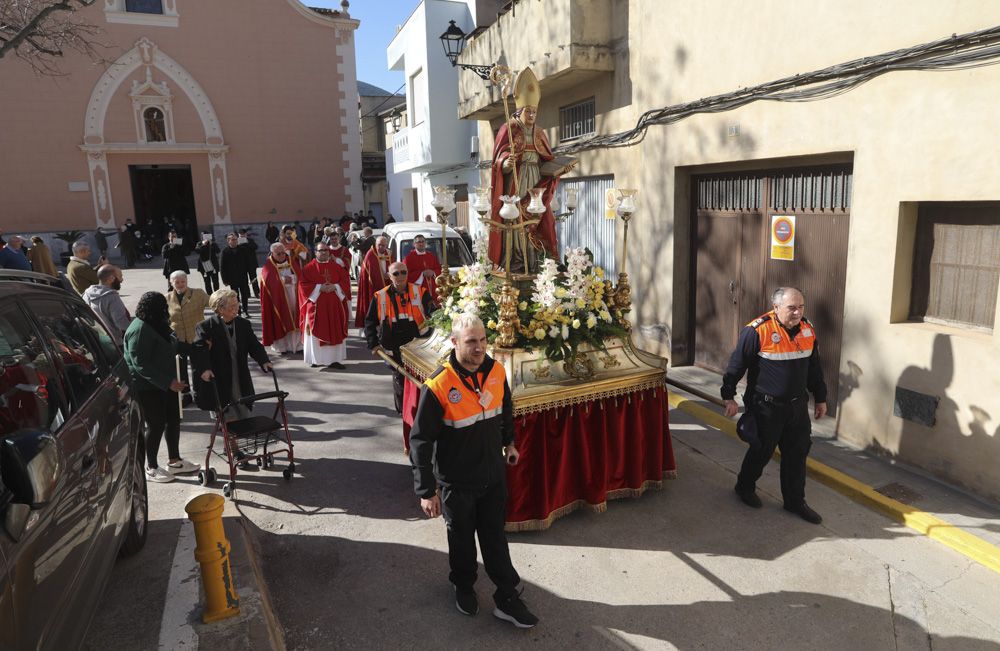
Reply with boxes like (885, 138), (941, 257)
(667, 364), (1000, 551)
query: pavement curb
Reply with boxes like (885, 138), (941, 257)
(667, 390), (1000, 576)
(238, 516), (288, 651)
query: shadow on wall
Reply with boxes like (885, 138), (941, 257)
(895, 334), (999, 502)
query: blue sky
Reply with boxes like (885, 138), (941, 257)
(310, 0), (418, 94)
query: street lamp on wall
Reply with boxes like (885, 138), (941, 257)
(439, 20), (494, 81)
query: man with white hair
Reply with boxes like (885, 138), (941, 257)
(167, 270), (209, 407)
(409, 314), (537, 628)
(260, 241), (302, 354)
(66, 240), (106, 295)
(722, 286), (828, 525)
(0, 235), (31, 271)
(83, 264), (131, 340)
(365, 260), (434, 413)
(299, 242), (350, 368)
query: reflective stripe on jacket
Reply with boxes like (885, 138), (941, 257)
(376, 283), (428, 335)
(751, 311), (816, 361)
(425, 360), (506, 429)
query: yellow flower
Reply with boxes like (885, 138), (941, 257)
(575, 297), (586, 309)
(587, 315), (598, 328)
(519, 301), (528, 311)
(572, 318), (581, 329)
(596, 268), (605, 278)
(487, 320), (497, 329)
(555, 287), (567, 298)
(534, 328), (545, 340)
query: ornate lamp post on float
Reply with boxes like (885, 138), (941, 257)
(430, 185), (457, 305)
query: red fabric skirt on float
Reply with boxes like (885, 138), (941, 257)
(402, 380), (675, 532)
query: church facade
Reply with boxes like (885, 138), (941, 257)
(1, 0), (361, 247)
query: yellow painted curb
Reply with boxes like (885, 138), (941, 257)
(667, 391), (1000, 576)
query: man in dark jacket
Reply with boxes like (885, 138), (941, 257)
(194, 232), (221, 293)
(238, 229), (261, 298)
(365, 261), (435, 413)
(722, 286), (828, 524)
(161, 231), (189, 291)
(220, 232), (251, 315)
(409, 314), (537, 628)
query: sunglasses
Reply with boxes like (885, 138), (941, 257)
(391, 271), (407, 276)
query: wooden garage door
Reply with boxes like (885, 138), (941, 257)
(693, 165), (851, 411)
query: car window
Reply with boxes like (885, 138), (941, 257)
(32, 299), (107, 408)
(0, 304), (69, 438)
(73, 303), (122, 367)
(398, 238), (473, 266)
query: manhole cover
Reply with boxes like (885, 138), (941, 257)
(875, 481), (922, 504)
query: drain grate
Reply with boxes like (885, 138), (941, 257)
(875, 481), (922, 504)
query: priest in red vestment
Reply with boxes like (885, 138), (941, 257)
(260, 242), (302, 353)
(328, 237), (353, 328)
(488, 67), (572, 269)
(299, 243), (349, 368)
(403, 234), (442, 305)
(354, 235), (390, 328)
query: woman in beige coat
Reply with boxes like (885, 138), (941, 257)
(27, 236), (58, 277)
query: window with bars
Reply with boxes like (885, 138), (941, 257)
(559, 98), (595, 143)
(910, 202), (1000, 331)
(771, 168), (852, 213)
(126, 0), (164, 13)
(696, 175), (764, 211)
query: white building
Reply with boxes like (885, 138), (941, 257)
(386, 0), (488, 236)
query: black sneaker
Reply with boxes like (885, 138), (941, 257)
(784, 501), (823, 524)
(734, 485), (762, 508)
(493, 594), (538, 629)
(455, 588), (478, 616)
(328, 362), (347, 370)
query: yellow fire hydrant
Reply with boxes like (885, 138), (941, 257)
(185, 493), (241, 623)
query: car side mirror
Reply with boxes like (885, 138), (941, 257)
(0, 430), (63, 509)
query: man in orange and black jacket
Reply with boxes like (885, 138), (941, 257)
(409, 314), (538, 629)
(722, 286), (828, 524)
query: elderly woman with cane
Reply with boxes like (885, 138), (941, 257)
(123, 291), (200, 483)
(192, 288), (272, 422)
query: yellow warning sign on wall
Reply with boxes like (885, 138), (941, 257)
(770, 215), (796, 260)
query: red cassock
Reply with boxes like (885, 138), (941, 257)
(298, 259), (348, 346)
(488, 119), (560, 266)
(354, 248), (390, 327)
(329, 245), (353, 325)
(403, 250), (441, 304)
(260, 256), (302, 346)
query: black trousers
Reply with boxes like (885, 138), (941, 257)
(736, 395), (812, 507)
(136, 388), (181, 468)
(228, 279), (251, 314)
(440, 481), (520, 604)
(202, 271), (219, 294)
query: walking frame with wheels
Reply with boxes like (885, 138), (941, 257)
(199, 368), (295, 499)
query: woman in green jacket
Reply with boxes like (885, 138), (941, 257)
(123, 291), (197, 483)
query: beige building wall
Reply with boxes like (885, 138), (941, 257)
(1, 0), (360, 235)
(463, 0), (1000, 500)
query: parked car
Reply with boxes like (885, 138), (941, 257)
(381, 222), (474, 274)
(0, 269), (146, 649)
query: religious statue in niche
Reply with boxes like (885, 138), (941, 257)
(488, 67), (576, 274)
(144, 107), (166, 142)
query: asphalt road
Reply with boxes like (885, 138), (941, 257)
(84, 265), (1000, 650)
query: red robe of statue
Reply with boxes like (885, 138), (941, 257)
(354, 247), (390, 327)
(328, 244), (353, 326)
(488, 118), (560, 266)
(298, 259), (348, 347)
(260, 255), (302, 346)
(403, 249), (442, 305)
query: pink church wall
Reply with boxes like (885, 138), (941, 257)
(0, 1), (358, 234)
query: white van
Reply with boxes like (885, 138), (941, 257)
(381, 222), (474, 274)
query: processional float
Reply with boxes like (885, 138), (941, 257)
(400, 65), (675, 531)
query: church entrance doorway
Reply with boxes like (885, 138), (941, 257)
(128, 164), (199, 253)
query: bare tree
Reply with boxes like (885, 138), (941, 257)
(0, 0), (106, 74)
